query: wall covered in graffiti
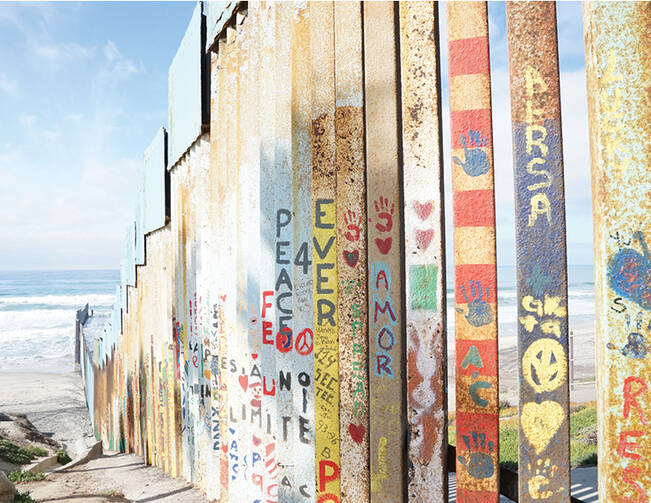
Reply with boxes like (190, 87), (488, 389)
(82, 2), (649, 502)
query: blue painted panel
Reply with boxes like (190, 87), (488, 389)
(135, 185), (145, 266)
(114, 285), (122, 337)
(206, 1), (238, 51)
(144, 127), (168, 234)
(125, 222), (136, 288)
(168, 2), (207, 168)
(120, 260), (127, 312)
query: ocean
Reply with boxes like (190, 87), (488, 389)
(0, 266), (595, 373)
(0, 270), (118, 373)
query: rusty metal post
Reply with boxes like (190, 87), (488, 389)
(398, 2), (447, 501)
(363, 3), (405, 502)
(506, 3), (571, 502)
(446, 3), (499, 502)
(334, 3), (369, 502)
(311, 3), (341, 502)
(583, 3), (651, 501)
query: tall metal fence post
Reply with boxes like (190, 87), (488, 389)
(584, 2), (651, 501)
(398, 2), (448, 501)
(506, 2), (571, 502)
(363, 3), (406, 502)
(447, 2), (500, 502)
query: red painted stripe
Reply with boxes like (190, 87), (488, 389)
(454, 264), (497, 304)
(453, 190), (495, 227)
(456, 488), (499, 503)
(450, 109), (492, 149)
(456, 411), (499, 445)
(448, 36), (490, 77)
(456, 339), (498, 376)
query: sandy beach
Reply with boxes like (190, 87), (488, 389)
(0, 371), (96, 458)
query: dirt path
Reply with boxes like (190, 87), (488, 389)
(19, 452), (207, 503)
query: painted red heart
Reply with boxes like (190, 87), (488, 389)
(343, 249), (359, 267)
(221, 443), (228, 453)
(414, 201), (433, 221)
(416, 229), (434, 250)
(348, 423), (366, 444)
(238, 375), (248, 391)
(252, 435), (262, 446)
(375, 237), (392, 255)
(251, 353), (258, 360)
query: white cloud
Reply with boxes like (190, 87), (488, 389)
(18, 114), (36, 127)
(101, 41), (144, 82)
(0, 73), (16, 92)
(35, 42), (94, 64)
(64, 113), (83, 122)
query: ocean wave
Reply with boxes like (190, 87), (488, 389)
(0, 308), (76, 331)
(0, 293), (115, 309)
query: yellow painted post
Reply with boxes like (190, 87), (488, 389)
(311, 3), (341, 502)
(584, 2), (651, 501)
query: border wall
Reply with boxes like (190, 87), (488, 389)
(79, 2), (650, 502)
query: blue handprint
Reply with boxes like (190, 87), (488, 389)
(607, 312), (649, 359)
(454, 130), (489, 177)
(456, 280), (493, 327)
(457, 431), (495, 479)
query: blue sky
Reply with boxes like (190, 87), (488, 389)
(0, 1), (592, 271)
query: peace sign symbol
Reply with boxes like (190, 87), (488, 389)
(276, 328), (292, 354)
(522, 338), (567, 393)
(295, 328), (314, 356)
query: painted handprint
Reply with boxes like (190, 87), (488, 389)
(456, 280), (493, 327)
(457, 431), (495, 479)
(454, 129), (490, 177)
(608, 230), (651, 310)
(607, 312), (649, 359)
(373, 197), (394, 233)
(527, 458), (558, 500)
(344, 210), (362, 242)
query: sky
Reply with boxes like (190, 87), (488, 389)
(0, 1), (593, 271)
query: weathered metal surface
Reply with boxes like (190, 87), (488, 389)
(398, 3), (447, 501)
(168, 2), (208, 169)
(205, 1), (239, 52)
(583, 2), (651, 501)
(269, 4), (296, 500)
(143, 127), (168, 235)
(505, 3), (571, 502)
(363, 3), (405, 502)
(446, 3), (500, 502)
(257, 3), (279, 501)
(291, 2), (316, 502)
(311, 3), (341, 502)
(334, 3), (369, 502)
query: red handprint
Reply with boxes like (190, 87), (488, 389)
(344, 210), (362, 242)
(374, 197), (394, 233)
